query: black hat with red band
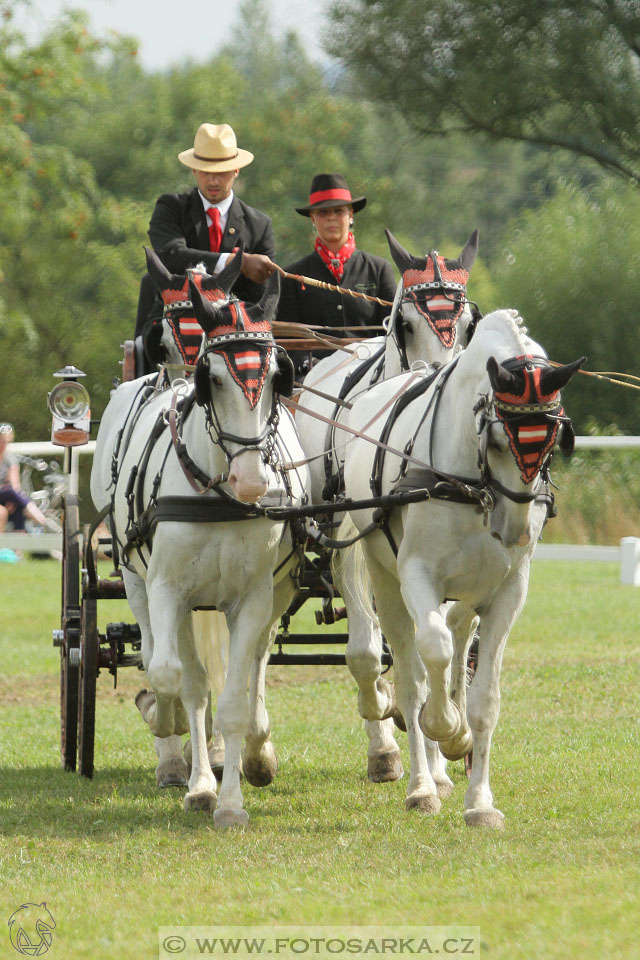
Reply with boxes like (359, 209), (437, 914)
(295, 173), (366, 216)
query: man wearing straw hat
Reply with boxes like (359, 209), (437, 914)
(276, 173), (396, 375)
(135, 122), (277, 339)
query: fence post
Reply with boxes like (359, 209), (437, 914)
(620, 537), (640, 586)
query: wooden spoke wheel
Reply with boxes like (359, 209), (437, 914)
(60, 495), (81, 771)
(78, 525), (98, 778)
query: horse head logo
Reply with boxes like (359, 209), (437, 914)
(8, 903), (56, 956)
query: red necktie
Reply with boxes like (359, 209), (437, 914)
(207, 207), (222, 252)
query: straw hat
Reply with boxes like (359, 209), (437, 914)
(178, 123), (254, 172)
(295, 173), (366, 216)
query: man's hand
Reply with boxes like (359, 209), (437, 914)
(241, 252), (278, 283)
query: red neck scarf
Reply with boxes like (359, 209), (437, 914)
(315, 232), (356, 282)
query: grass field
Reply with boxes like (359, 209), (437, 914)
(0, 556), (638, 959)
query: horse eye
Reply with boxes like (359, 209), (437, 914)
(211, 375), (223, 387)
(401, 319), (414, 336)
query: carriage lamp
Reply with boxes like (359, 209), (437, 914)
(48, 366), (91, 447)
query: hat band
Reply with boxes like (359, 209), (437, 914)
(193, 150), (239, 162)
(309, 188), (352, 206)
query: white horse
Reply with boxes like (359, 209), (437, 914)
(339, 309), (582, 825)
(294, 230), (478, 783)
(91, 264), (308, 828)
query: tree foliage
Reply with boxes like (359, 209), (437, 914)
(494, 177), (640, 433)
(1, 0), (638, 449)
(326, 0), (640, 182)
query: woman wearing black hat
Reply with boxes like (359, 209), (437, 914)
(276, 174), (397, 375)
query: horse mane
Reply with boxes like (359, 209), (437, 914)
(469, 307), (541, 357)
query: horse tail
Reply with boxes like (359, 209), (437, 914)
(192, 610), (229, 696)
(331, 516), (376, 620)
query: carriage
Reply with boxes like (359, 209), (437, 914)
(51, 236), (583, 827)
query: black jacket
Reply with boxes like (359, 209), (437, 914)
(275, 248), (397, 372)
(276, 248), (396, 329)
(148, 187), (275, 304)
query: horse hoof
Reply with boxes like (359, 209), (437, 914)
(214, 807), (249, 830)
(418, 698), (462, 742)
(405, 793), (441, 814)
(184, 790), (217, 813)
(135, 688), (155, 720)
(439, 728), (473, 761)
(377, 679), (407, 731)
(435, 778), (454, 799)
(242, 743), (278, 787)
(463, 807), (505, 830)
(156, 757), (189, 788)
(368, 749), (404, 782)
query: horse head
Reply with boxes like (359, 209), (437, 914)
(143, 245), (244, 369)
(385, 229), (479, 371)
(189, 271), (293, 502)
(477, 336), (585, 547)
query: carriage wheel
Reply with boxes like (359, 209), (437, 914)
(78, 598), (98, 778)
(78, 526), (99, 778)
(60, 496), (81, 771)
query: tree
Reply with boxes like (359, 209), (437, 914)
(326, 0), (640, 183)
(0, 3), (145, 437)
(494, 177), (640, 433)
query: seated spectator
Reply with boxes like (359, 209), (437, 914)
(0, 424), (55, 533)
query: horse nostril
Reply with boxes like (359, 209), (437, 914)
(491, 531), (502, 542)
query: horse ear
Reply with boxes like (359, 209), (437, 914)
(540, 356), (586, 395)
(385, 229), (414, 273)
(246, 271), (281, 325)
(188, 277), (220, 335)
(458, 230), (479, 273)
(487, 355), (518, 393)
(144, 247), (182, 290)
(273, 347), (294, 397)
(212, 241), (245, 294)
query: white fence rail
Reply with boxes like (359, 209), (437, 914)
(2, 438), (640, 582)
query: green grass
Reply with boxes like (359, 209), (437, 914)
(0, 558), (638, 959)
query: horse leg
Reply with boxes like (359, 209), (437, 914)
(398, 559), (462, 743)
(154, 735), (188, 788)
(364, 549), (439, 813)
(242, 620), (279, 788)
(463, 582), (527, 829)
(143, 579), (187, 738)
(365, 718), (404, 783)
(178, 614), (218, 813)
(241, 572), (295, 787)
(438, 601), (476, 762)
(214, 596), (273, 829)
(122, 569), (187, 782)
(425, 735), (454, 798)
(334, 543), (403, 781)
